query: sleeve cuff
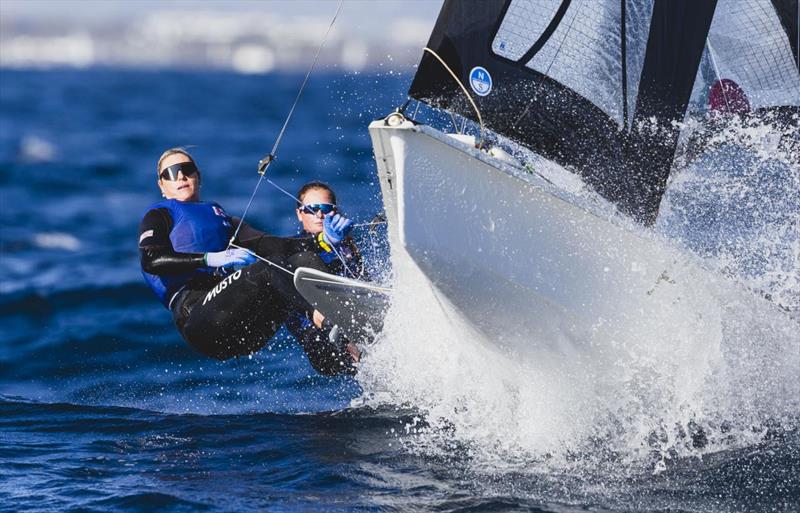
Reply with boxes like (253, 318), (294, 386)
(317, 232), (333, 253)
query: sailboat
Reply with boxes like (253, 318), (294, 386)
(366, 0), (799, 358)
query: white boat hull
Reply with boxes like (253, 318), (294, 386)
(369, 118), (740, 361)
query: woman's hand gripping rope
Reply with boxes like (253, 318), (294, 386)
(204, 248), (258, 270)
(322, 213), (353, 246)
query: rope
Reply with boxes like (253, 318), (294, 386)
(706, 38), (731, 111)
(328, 239), (356, 278)
(228, 243), (295, 276)
(267, 178), (384, 229)
(422, 47), (485, 149)
(228, 0), (344, 248)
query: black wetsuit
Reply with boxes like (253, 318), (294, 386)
(138, 207), (355, 374)
(284, 235), (366, 375)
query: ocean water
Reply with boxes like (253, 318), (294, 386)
(1, 68), (798, 512)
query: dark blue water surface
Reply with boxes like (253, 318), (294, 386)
(1, 69), (798, 512)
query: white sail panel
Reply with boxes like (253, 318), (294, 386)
(492, 0), (624, 124)
(491, 0), (563, 61)
(706, 0), (800, 109)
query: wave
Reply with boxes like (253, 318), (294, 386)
(17, 134), (57, 163)
(0, 281), (154, 315)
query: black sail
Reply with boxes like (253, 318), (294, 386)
(772, 0), (799, 67)
(409, 0), (718, 225)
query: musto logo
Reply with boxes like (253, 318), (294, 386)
(469, 66), (492, 96)
(203, 269), (242, 305)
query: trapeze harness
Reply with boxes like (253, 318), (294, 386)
(138, 199), (356, 374)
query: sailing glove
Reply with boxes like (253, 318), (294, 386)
(322, 213), (353, 246)
(204, 248), (257, 269)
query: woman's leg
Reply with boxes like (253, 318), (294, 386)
(177, 260), (300, 360)
(295, 324), (357, 376)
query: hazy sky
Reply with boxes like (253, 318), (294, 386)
(1, 0), (444, 39)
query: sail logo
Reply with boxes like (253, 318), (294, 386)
(469, 66), (492, 96)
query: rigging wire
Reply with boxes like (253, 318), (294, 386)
(267, 177), (385, 228)
(267, 178), (304, 207)
(449, 111), (460, 134)
(265, 177), (367, 278)
(267, 178), (386, 228)
(706, 38), (731, 111)
(229, 242), (366, 294)
(228, 0), (344, 248)
(422, 47), (485, 148)
(412, 100), (421, 120)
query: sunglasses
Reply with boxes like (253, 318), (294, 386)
(299, 203), (336, 215)
(159, 162), (199, 181)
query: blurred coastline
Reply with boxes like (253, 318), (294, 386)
(0, 0), (439, 73)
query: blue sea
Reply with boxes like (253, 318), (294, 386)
(1, 68), (798, 512)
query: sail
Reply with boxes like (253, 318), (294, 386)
(687, 0), (800, 117)
(772, 0), (799, 67)
(408, 0), (800, 224)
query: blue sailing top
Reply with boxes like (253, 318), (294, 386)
(140, 199), (232, 307)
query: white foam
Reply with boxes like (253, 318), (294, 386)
(358, 116), (800, 473)
(18, 135), (56, 163)
(359, 245), (798, 473)
(33, 232), (81, 251)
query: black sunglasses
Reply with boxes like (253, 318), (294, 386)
(299, 203), (336, 215)
(160, 162), (199, 181)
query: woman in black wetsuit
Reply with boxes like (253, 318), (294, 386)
(138, 147), (356, 374)
(284, 181), (367, 372)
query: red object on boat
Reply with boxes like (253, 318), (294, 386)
(709, 79), (751, 115)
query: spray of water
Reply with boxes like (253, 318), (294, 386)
(357, 114), (799, 475)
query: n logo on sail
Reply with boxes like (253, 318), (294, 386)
(469, 66), (493, 96)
